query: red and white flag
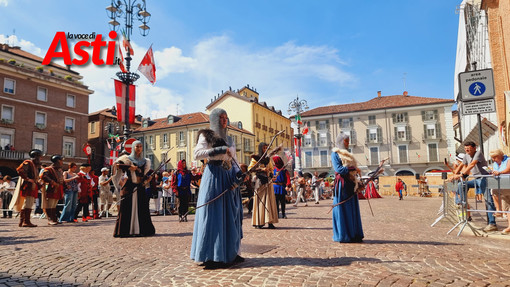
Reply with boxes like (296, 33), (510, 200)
(137, 45), (156, 84)
(114, 79), (136, 124)
(109, 150), (119, 165)
(118, 43), (127, 73)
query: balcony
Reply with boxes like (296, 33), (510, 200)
(365, 138), (383, 145)
(393, 135), (411, 144)
(0, 150), (29, 160)
(255, 122), (261, 129)
(262, 125), (268, 131)
(422, 133), (441, 142)
(269, 127), (274, 133)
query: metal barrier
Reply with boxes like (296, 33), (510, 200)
(433, 174), (510, 237)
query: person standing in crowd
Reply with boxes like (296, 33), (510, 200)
(311, 171), (322, 204)
(489, 149), (510, 234)
(272, 155), (291, 219)
(60, 162), (79, 223)
(331, 132), (364, 243)
(190, 108), (243, 269)
(113, 141), (155, 237)
(293, 172), (308, 207)
(33, 164), (47, 216)
(99, 167), (113, 217)
(89, 170), (100, 219)
(10, 149), (42, 227)
(250, 142), (279, 229)
(172, 160), (201, 222)
(75, 164), (92, 222)
(240, 164), (254, 215)
(145, 170), (160, 215)
(453, 141), (496, 232)
(395, 178), (405, 200)
(1, 175), (15, 218)
(40, 155), (65, 225)
(161, 171), (172, 215)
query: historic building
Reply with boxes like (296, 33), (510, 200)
(87, 107), (142, 171)
(480, 0), (510, 153)
(0, 44), (93, 176)
(205, 85), (292, 152)
(132, 112), (255, 170)
(297, 92), (455, 176)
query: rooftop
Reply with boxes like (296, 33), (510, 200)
(300, 94), (454, 117)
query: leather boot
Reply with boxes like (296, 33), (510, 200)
(47, 209), (57, 225)
(23, 209), (37, 227)
(19, 209), (25, 227)
(93, 210), (101, 219)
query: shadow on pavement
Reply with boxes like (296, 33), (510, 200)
(363, 239), (462, 246)
(231, 256), (383, 268)
(0, 236), (54, 246)
(154, 232), (193, 237)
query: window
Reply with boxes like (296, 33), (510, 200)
(319, 121), (327, 130)
(163, 133), (168, 147)
(368, 115), (376, 125)
(65, 117), (74, 131)
(3, 78), (15, 94)
(66, 94), (75, 108)
(179, 131), (186, 146)
(319, 133), (327, 146)
(428, 143), (439, 162)
(305, 151), (312, 168)
(178, 151), (186, 161)
(422, 110), (438, 121)
(392, 112), (408, 123)
(243, 138), (252, 152)
(304, 134), (312, 146)
(1, 134), (12, 148)
(339, 118), (353, 129)
(35, 112), (46, 128)
(1, 105), (14, 122)
(37, 87), (47, 101)
(63, 137), (75, 157)
(33, 132), (47, 153)
(320, 150), (328, 167)
(395, 125), (410, 141)
(349, 130), (357, 145)
(148, 154), (155, 169)
(90, 122), (96, 134)
(398, 145), (408, 163)
(149, 135), (153, 147)
(370, 147), (379, 165)
(426, 124), (436, 138)
(368, 128), (378, 142)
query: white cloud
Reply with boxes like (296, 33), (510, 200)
(0, 34), (43, 57)
(0, 0), (7, 7)
(2, 34), (356, 120)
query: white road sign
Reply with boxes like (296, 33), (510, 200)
(458, 69), (495, 102)
(462, 99), (496, 115)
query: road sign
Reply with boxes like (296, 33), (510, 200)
(458, 69), (495, 102)
(461, 99), (496, 115)
(124, 138), (137, 154)
(83, 144), (92, 156)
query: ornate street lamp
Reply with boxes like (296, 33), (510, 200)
(288, 96), (309, 172)
(106, 0), (151, 138)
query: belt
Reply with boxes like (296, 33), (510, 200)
(208, 160), (223, 165)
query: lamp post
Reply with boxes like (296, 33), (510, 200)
(288, 96), (308, 173)
(106, 0), (151, 138)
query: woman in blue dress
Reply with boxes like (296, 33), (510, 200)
(331, 132), (364, 243)
(190, 108), (243, 269)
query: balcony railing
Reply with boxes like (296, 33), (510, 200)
(269, 127), (274, 133)
(0, 150), (29, 160)
(262, 125), (268, 131)
(255, 122), (261, 129)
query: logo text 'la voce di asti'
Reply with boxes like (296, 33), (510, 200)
(42, 31), (122, 66)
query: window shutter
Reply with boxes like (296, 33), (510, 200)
(326, 120), (329, 129)
(404, 112), (408, 122)
(433, 109), (438, 120)
(339, 118), (343, 127)
(377, 127), (382, 143)
(351, 130), (356, 143)
(423, 124), (427, 138)
(175, 133), (179, 146)
(159, 134), (163, 148)
(436, 123), (441, 138)
(183, 132), (187, 146)
(315, 121), (319, 130)
(392, 113), (396, 123)
(317, 133), (320, 145)
(394, 126), (398, 140)
(421, 110), (425, 121)
(366, 128), (369, 141)
(406, 125), (411, 141)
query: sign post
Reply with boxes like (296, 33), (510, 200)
(124, 138), (137, 154)
(458, 68), (496, 155)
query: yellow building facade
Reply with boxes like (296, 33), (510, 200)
(205, 85), (292, 153)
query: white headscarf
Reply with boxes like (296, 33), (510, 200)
(128, 140), (146, 166)
(336, 131), (349, 149)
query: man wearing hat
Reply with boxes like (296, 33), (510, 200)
(41, 155), (65, 225)
(10, 149), (42, 227)
(99, 167), (113, 217)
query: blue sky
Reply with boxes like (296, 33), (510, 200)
(0, 0), (461, 119)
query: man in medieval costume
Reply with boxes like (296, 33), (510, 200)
(40, 155), (65, 225)
(10, 149), (42, 227)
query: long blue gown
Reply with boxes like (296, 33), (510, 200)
(331, 151), (364, 243)
(190, 133), (243, 263)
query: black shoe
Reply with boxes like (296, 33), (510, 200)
(283, 214), (287, 219)
(233, 255), (245, 263)
(268, 223), (276, 229)
(203, 261), (227, 270)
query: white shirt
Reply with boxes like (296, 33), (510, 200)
(193, 134), (237, 162)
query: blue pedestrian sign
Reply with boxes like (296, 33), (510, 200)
(468, 82), (486, 96)
(458, 69), (494, 102)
